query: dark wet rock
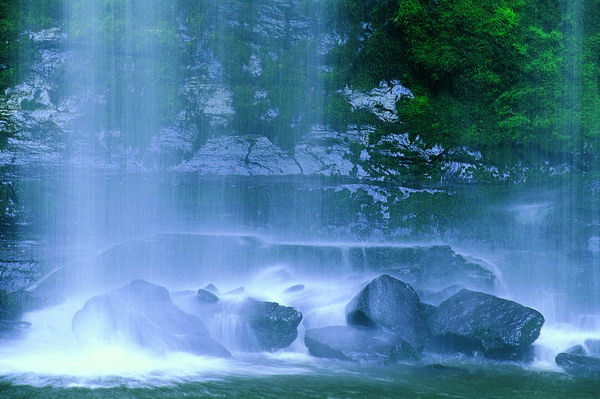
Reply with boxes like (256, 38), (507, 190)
(556, 353), (600, 377)
(305, 326), (420, 364)
(418, 284), (465, 306)
(420, 302), (438, 320)
(585, 339), (600, 357)
(197, 289), (219, 303)
(428, 289), (544, 359)
(345, 274), (428, 351)
(285, 284), (305, 293)
(239, 299), (302, 351)
(564, 344), (587, 356)
(72, 280), (230, 358)
(203, 284), (219, 294)
(389, 339), (422, 362)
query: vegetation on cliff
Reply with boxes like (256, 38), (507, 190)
(327, 0), (600, 176)
(0, 0), (598, 177)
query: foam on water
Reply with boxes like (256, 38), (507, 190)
(0, 268), (356, 388)
(2, 260), (597, 387)
(532, 323), (600, 370)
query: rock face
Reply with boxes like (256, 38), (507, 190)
(238, 299), (302, 351)
(72, 280), (230, 357)
(0, 285), (57, 340)
(304, 326), (420, 364)
(345, 275), (428, 351)
(428, 289), (544, 359)
(556, 353), (600, 377)
(354, 246), (496, 292)
(96, 234), (496, 291)
(0, 320), (31, 339)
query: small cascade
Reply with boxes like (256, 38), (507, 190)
(576, 314), (600, 332)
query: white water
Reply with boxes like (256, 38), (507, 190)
(532, 324), (600, 370)
(0, 266), (359, 387)
(3, 262), (599, 387)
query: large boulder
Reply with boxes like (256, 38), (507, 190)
(72, 280), (230, 357)
(238, 299), (302, 351)
(556, 353), (600, 377)
(428, 289), (544, 359)
(179, 295), (302, 352)
(305, 326), (420, 364)
(345, 274), (428, 351)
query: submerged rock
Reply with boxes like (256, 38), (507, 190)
(285, 284), (305, 293)
(239, 299), (302, 351)
(556, 353), (600, 377)
(428, 289), (544, 359)
(564, 344), (587, 356)
(197, 289), (219, 303)
(72, 280), (230, 357)
(203, 284), (220, 294)
(345, 274), (428, 351)
(305, 326), (420, 364)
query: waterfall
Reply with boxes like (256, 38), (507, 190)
(40, 0), (333, 294)
(2, 0), (600, 394)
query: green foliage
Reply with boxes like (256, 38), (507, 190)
(179, 0), (332, 152)
(328, 0), (600, 177)
(0, 0), (19, 92)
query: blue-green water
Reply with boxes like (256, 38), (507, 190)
(1, 359), (598, 399)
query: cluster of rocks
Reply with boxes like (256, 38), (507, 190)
(71, 279), (303, 357)
(7, 272), (600, 381)
(555, 339), (600, 377)
(304, 274), (545, 364)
